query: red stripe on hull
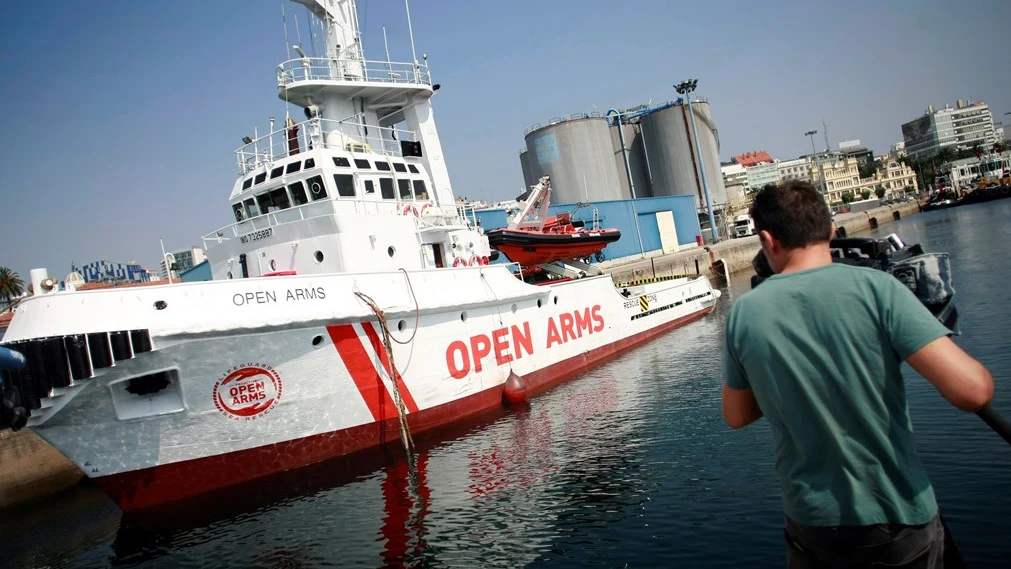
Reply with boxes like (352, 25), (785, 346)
(362, 321), (420, 414)
(94, 306), (714, 511)
(326, 324), (398, 421)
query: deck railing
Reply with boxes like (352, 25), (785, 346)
(235, 117), (416, 174)
(276, 57), (432, 88)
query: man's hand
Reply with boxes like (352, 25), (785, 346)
(722, 383), (763, 429)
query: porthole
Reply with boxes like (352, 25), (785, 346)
(553, 296), (559, 305)
(314, 250), (324, 263)
(226, 271), (233, 279)
(511, 303), (518, 314)
(388, 246), (396, 258)
(536, 299), (543, 308)
(311, 335), (324, 346)
(270, 259), (277, 271)
(398, 320), (406, 332)
(460, 311), (468, 322)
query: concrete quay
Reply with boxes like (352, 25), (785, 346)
(604, 200), (922, 286)
(0, 429), (83, 509)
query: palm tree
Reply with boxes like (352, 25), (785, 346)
(0, 266), (25, 310)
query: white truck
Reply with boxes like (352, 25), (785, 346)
(732, 214), (755, 238)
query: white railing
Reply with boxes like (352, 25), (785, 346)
(202, 200), (470, 247)
(235, 117), (416, 174)
(277, 58), (432, 88)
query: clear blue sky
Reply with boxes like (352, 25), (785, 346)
(1, 0), (1008, 278)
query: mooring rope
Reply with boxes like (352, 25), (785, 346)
(354, 290), (415, 458)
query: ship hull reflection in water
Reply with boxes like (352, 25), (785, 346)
(109, 362), (644, 568)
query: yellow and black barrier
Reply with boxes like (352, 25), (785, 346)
(614, 274), (697, 288)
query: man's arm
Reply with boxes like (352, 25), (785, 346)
(722, 383), (763, 429)
(906, 337), (994, 411)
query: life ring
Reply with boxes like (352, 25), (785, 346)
(482, 256), (490, 265)
(452, 257), (465, 267)
(418, 203), (432, 216)
(468, 255), (479, 266)
(310, 181), (324, 196)
(402, 204), (419, 217)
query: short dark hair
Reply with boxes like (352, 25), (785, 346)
(748, 181), (832, 248)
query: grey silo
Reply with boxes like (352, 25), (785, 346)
(639, 100), (727, 208)
(524, 117), (624, 205)
(609, 122), (653, 199)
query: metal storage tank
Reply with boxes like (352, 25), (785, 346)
(639, 99), (727, 209)
(519, 149), (538, 190)
(524, 116), (624, 205)
(609, 123), (653, 198)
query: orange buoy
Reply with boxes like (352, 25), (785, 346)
(502, 371), (528, 405)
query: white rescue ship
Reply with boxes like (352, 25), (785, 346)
(0, 0), (719, 511)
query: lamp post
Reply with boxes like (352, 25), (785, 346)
(805, 129), (828, 201)
(606, 108), (646, 258)
(675, 79), (718, 244)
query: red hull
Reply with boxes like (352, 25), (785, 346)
(94, 306), (714, 511)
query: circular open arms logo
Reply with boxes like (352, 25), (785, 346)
(213, 364), (282, 420)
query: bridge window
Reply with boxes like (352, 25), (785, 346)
(334, 174), (355, 197)
(233, 203), (244, 221)
(254, 172), (267, 185)
(289, 181), (309, 205)
(307, 175), (327, 201)
(380, 178), (395, 199)
(412, 180), (429, 200)
(286, 161), (302, 174)
(244, 198), (260, 218)
(354, 159), (371, 169)
(270, 166), (284, 179)
(304, 158), (316, 169)
(408, 164), (420, 174)
(398, 179), (412, 200)
(257, 187), (291, 213)
(364, 180), (375, 194)
(242, 178), (253, 190)
(333, 157), (351, 167)
(375, 161), (391, 171)
(393, 162), (407, 173)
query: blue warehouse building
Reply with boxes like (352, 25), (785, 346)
(474, 195), (703, 263)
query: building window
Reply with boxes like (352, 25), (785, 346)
(289, 181), (309, 205)
(333, 174), (355, 197)
(379, 178), (395, 199)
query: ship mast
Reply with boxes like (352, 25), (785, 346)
(280, 0), (455, 206)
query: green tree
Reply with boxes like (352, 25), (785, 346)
(858, 159), (882, 180)
(875, 184), (886, 199)
(860, 189), (872, 200)
(841, 192), (855, 204)
(935, 147), (956, 165)
(0, 266), (25, 309)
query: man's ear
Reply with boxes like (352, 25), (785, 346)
(758, 229), (775, 252)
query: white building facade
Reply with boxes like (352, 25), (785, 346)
(901, 100), (1000, 159)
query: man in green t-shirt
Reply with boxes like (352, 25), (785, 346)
(722, 181), (994, 568)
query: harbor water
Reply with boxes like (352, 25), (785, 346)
(2, 201), (1009, 568)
